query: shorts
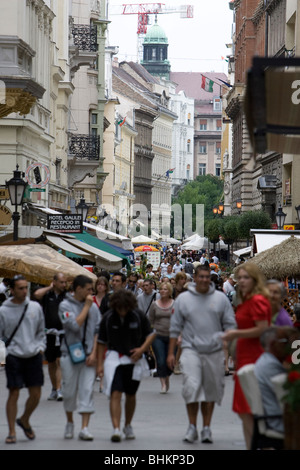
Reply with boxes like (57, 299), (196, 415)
(180, 348), (225, 406)
(5, 353), (44, 389)
(111, 364), (140, 395)
(45, 335), (63, 363)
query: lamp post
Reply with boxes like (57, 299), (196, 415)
(275, 206), (287, 230)
(76, 197), (88, 223)
(236, 200), (242, 214)
(5, 165), (27, 241)
(295, 205), (300, 224)
(213, 205), (218, 217)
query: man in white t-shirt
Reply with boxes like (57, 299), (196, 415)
(160, 259), (170, 278)
(173, 260), (183, 274)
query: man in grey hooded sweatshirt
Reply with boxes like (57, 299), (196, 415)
(167, 264), (236, 445)
(58, 274), (100, 442)
(0, 275), (46, 444)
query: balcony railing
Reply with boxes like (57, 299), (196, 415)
(68, 134), (100, 160)
(71, 25), (98, 52)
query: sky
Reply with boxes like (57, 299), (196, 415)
(106, 0), (234, 74)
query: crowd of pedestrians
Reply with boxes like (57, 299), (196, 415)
(0, 244), (299, 449)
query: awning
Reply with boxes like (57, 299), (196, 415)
(70, 231), (130, 266)
(245, 57), (300, 154)
(233, 246), (252, 259)
(45, 235), (93, 258)
(250, 230), (300, 254)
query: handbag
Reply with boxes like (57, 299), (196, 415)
(65, 317), (88, 365)
(145, 347), (156, 370)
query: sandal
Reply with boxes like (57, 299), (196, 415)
(16, 418), (35, 440)
(5, 435), (16, 444)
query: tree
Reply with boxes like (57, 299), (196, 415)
(172, 175), (224, 234)
(237, 210), (272, 240)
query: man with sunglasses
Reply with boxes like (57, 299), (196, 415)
(0, 275), (46, 444)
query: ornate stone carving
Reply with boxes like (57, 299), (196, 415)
(0, 88), (37, 118)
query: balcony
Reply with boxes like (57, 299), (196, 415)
(0, 36), (45, 117)
(71, 25), (98, 52)
(69, 23), (98, 77)
(68, 134), (100, 160)
(67, 134), (101, 188)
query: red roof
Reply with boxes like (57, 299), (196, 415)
(170, 72), (229, 100)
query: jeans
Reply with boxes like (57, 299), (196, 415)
(152, 335), (173, 378)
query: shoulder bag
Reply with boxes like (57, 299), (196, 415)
(65, 317), (88, 364)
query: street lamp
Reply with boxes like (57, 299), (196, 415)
(213, 205), (218, 216)
(295, 205), (300, 222)
(218, 202), (224, 213)
(275, 206), (287, 230)
(76, 197), (88, 222)
(236, 200), (242, 214)
(5, 165), (27, 241)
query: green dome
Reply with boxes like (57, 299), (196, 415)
(144, 23), (168, 44)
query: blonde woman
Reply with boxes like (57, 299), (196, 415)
(148, 282), (174, 394)
(223, 263), (271, 450)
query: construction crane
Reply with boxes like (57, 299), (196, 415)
(108, 3), (194, 62)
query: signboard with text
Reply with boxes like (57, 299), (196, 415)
(47, 214), (83, 233)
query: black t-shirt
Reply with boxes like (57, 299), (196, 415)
(41, 290), (66, 330)
(98, 309), (153, 356)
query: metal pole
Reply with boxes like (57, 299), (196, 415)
(12, 209), (19, 241)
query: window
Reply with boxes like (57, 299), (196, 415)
(199, 142), (207, 154)
(216, 142), (221, 154)
(213, 98), (222, 111)
(200, 119), (207, 130)
(198, 163), (206, 176)
(90, 112), (98, 136)
(187, 139), (191, 153)
(216, 119), (222, 131)
(188, 113), (191, 126)
(215, 163), (221, 177)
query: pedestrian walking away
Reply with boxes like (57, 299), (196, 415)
(58, 274), (100, 441)
(97, 289), (156, 443)
(167, 264), (236, 445)
(0, 275), (46, 444)
(33, 272), (67, 402)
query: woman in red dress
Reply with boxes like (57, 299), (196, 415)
(223, 263), (271, 450)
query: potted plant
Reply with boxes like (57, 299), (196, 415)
(282, 360), (300, 449)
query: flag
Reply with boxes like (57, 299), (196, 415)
(117, 117), (126, 126)
(221, 56), (229, 63)
(201, 76), (214, 93)
(166, 168), (175, 178)
(217, 78), (233, 88)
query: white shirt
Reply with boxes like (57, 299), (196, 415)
(173, 264), (182, 274)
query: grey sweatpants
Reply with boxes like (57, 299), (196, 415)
(60, 355), (96, 414)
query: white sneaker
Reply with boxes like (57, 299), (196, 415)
(111, 428), (121, 442)
(56, 389), (63, 401)
(123, 424), (135, 440)
(78, 427), (94, 441)
(64, 422), (74, 439)
(183, 424), (198, 443)
(48, 389), (57, 401)
(201, 426), (213, 443)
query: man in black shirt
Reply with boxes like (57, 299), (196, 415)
(33, 273), (67, 401)
(97, 289), (155, 442)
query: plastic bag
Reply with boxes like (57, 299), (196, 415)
(0, 340), (6, 364)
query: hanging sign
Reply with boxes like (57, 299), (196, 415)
(25, 163), (50, 189)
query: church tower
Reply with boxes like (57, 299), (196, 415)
(141, 18), (171, 79)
